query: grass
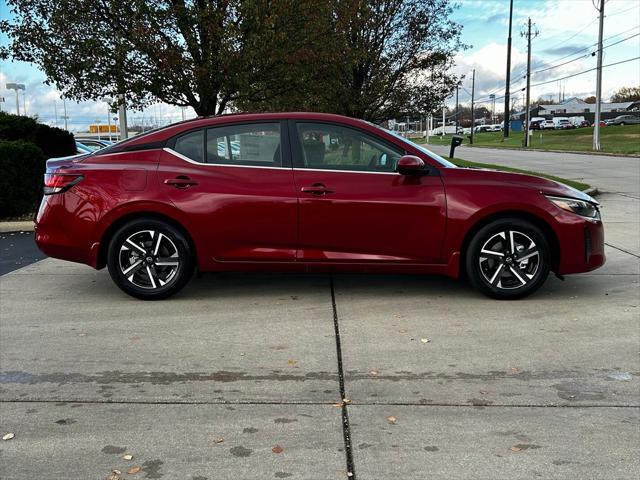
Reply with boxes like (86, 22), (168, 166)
(421, 124), (640, 155)
(449, 157), (591, 192)
(408, 138), (592, 191)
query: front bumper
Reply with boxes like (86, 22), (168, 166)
(555, 216), (605, 275)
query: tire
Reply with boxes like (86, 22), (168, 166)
(107, 218), (195, 300)
(466, 218), (550, 300)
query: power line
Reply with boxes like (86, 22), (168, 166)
(529, 56), (640, 89)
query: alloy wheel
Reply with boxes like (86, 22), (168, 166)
(118, 230), (180, 289)
(478, 230), (540, 290)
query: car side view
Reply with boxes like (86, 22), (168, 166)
(35, 112), (605, 300)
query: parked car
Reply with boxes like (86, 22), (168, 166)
(530, 120), (544, 130)
(609, 115), (640, 126)
(75, 138), (114, 150)
(604, 119), (615, 126)
(35, 112), (604, 300)
(75, 141), (94, 154)
(568, 116), (585, 128)
(552, 117), (572, 130)
(579, 120), (591, 128)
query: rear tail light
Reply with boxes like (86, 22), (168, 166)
(43, 173), (84, 195)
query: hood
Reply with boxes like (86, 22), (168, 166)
(453, 167), (598, 204)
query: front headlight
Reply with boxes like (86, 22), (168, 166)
(545, 195), (600, 219)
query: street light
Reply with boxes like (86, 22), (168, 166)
(6, 83), (25, 115)
(102, 97), (114, 142)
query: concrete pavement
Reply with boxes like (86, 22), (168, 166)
(1, 154), (638, 478)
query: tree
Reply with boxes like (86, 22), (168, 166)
(1, 0), (329, 116)
(535, 97), (555, 105)
(242, 0), (466, 122)
(2, 0), (465, 121)
(583, 96), (596, 104)
(610, 86), (640, 103)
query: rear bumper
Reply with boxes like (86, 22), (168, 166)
(34, 193), (99, 268)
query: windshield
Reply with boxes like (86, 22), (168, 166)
(377, 126), (457, 168)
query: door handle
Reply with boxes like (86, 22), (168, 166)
(164, 176), (198, 188)
(301, 183), (334, 196)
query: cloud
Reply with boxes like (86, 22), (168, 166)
(543, 44), (592, 56)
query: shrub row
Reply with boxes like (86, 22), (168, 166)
(0, 112), (77, 218)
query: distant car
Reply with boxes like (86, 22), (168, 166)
(552, 118), (572, 130)
(75, 139), (114, 151)
(609, 115), (640, 126)
(530, 120), (543, 130)
(75, 141), (94, 154)
(579, 120), (591, 128)
(604, 119), (615, 126)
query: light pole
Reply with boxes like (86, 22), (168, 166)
(5, 83), (25, 115)
(61, 97), (69, 131)
(102, 98), (114, 142)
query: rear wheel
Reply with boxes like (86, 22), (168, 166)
(107, 218), (195, 300)
(466, 218), (550, 299)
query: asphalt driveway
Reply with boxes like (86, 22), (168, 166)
(1, 149), (638, 479)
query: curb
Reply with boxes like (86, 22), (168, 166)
(0, 221), (35, 233)
(463, 144), (640, 158)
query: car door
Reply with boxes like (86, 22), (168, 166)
(158, 121), (298, 263)
(290, 120), (447, 264)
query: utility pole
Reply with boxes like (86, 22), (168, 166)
(442, 107), (445, 136)
(455, 84), (459, 134)
(490, 94), (496, 124)
(593, 0), (605, 151)
(470, 69), (476, 145)
(503, 0), (514, 139)
(521, 18), (539, 148)
(53, 100), (58, 128)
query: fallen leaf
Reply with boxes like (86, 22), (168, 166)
(420, 338), (430, 343)
(347, 472), (354, 477)
(127, 466), (141, 474)
(214, 437), (224, 444)
(77, 332), (87, 337)
(287, 359), (297, 365)
(386, 416), (397, 425)
(272, 445), (284, 454)
(112, 470), (121, 475)
(123, 454), (133, 460)
(510, 446), (522, 452)
(479, 390), (489, 395)
(2, 432), (14, 441)
(398, 329), (407, 334)
(106, 472), (121, 480)
(342, 398), (351, 404)
(369, 369), (379, 376)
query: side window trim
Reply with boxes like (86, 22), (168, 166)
(288, 120), (405, 172)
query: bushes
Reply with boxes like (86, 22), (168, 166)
(0, 111), (76, 158)
(0, 140), (46, 218)
(0, 112), (76, 219)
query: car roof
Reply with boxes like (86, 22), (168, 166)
(103, 112), (384, 152)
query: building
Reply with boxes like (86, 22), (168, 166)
(512, 97), (640, 123)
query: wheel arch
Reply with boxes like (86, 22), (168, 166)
(458, 210), (560, 279)
(96, 210), (197, 270)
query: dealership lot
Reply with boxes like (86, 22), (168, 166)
(1, 150), (639, 479)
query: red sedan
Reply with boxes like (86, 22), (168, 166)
(35, 113), (604, 300)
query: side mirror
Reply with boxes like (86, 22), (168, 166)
(397, 155), (425, 175)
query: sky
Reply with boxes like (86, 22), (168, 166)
(0, 0), (639, 131)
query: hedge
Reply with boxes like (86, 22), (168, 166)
(0, 140), (47, 218)
(0, 111), (76, 158)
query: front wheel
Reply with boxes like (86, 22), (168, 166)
(107, 218), (195, 300)
(466, 218), (550, 299)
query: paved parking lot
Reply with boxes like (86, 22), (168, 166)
(1, 149), (639, 479)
